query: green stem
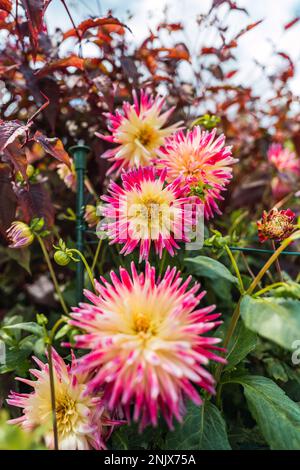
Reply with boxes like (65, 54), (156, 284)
(272, 240), (283, 282)
(69, 249), (95, 291)
(159, 250), (167, 277)
(37, 235), (69, 316)
(47, 342), (59, 450)
(91, 239), (102, 273)
(215, 299), (241, 384)
(253, 282), (288, 297)
(225, 245), (244, 293)
(49, 317), (68, 343)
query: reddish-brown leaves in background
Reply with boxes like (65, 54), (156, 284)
(0, 164), (17, 238)
(35, 55), (85, 77)
(33, 132), (71, 167)
(20, 0), (52, 56)
(284, 17), (300, 30)
(278, 52), (295, 82)
(63, 15), (128, 40)
(0, 0), (12, 13)
(15, 182), (54, 229)
(0, 120), (31, 179)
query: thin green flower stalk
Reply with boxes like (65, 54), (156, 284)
(47, 342), (59, 450)
(37, 235), (69, 316)
(91, 239), (102, 274)
(37, 314), (62, 451)
(225, 245), (245, 294)
(69, 249), (95, 291)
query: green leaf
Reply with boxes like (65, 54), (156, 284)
(3, 322), (44, 337)
(6, 248), (31, 274)
(229, 375), (300, 450)
(240, 296), (300, 351)
(0, 347), (31, 375)
(164, 401), (231, 450)
(185, 256), (238, 284)
(225, 322), (258, 371)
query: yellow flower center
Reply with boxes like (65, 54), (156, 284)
(125, 181), (176, 240)
(56, 393), (78, 434)
(133, 312), (157, 335)
(136, 124), (158, 149)
(264, 214), (292, 238)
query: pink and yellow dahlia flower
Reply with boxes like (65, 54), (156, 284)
(96, 90), (182, 174)
(70, 262), (225, 429)
(268, 143), (300, 176)
(7, 349), (119, 450)
(157, 126), (236, 219)
(101, 166), (199, 261)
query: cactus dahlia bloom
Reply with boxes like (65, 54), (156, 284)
(157, 126), (236, 219)
(257, 208), (296, 243)
(101, 166), (198, 262)
(96, 90), (182, 174)
(268, 144), (300, 176)
(70, 262), (225, 429)
(7, 349), (119, 450)
(6, 221), (34, 248)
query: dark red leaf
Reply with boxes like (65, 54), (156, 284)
(278, 51), (295, 81)
(159, 44), (190, 61)
(20, 0), (51, 55)
(284, 17), (300, 30)
(35, 55), (85, 77)
(0, 0), (12, 13)
(0, 120), (31, 179)
(63, 15), (129, 40)
(33, 131), (71, 167)
(0, 120), (29, 151)
(210, 0), (248, 14)
(15, 181), (54, 229)
(225, 69), (238, 79)
(158, 22), (183, 32)
(234, 20), (263, 41)
(0, 163), (17, 238)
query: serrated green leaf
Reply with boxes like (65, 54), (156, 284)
(225, 322), (258, 371)
(164, 401), (231, 450)
(228, 375), (300, 450)
(240, 296), (300, 351)
(185, 256), (238, 284)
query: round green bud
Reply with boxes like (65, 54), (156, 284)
(54, 250), (71, 266)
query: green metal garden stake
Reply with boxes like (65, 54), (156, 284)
(69, 145), (89, 303)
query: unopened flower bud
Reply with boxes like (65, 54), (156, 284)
(84, 205), (100, 228)
(6, 221), (34, 249)
(54, 250), (71, 266)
